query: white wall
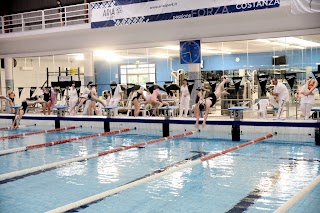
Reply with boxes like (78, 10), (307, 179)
(12, 58), (84, 104)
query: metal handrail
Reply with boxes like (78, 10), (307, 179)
(0, 2), (90, 34)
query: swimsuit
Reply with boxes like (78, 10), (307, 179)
(43, 92), (51, 102)
(208, 93), (217, 107)
(196, 93), (217, 111)
(132, 92), (142, 101)
(21, 101), (28, 113)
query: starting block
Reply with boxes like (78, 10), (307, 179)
(311, 107), (320, 120)
(10, 106), (21, 114)
(159, 106), (178, 117)
(228, 107), (248, 120)
(53, 106), (69, 117)
(103, 106), (118, 118)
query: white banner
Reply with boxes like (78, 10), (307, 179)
(91, 0), (280, 28)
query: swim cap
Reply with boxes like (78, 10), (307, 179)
(146, 104), (152, 110)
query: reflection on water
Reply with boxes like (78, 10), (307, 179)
(97, 154), (119, 184)
(202, 153), (235, 179)
(56, 161), (88, 178)
(146, 167), (192, 199)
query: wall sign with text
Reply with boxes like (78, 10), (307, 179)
(180, 40), (201, 64)
(91, 0), (280, 28)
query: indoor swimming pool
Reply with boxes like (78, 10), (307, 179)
(0, 125), (319, 213)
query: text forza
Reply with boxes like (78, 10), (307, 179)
(189, 0), (279, 17)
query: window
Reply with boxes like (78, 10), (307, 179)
(119, 63), (156, 85)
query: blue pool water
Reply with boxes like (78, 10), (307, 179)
(0, 127), (319, 213)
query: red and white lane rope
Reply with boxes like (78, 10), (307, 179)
(0, 124), (36, 131)
(0, 131), (194, 183)
(0, 126), (78, 141)
(45, 133), (273, 213)
(0, 128), (132, 156)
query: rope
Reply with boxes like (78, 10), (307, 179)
(46, 133), (272, 213)
(0, 126), (77, 141)
(0, 128), (131, 156)
(0, 131), (194, 182)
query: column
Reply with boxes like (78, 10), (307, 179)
(4, 57), (14, 89)
(188, 64), (201, 106)
(83, 52), (94, 85)
(4, 57), (14, 112)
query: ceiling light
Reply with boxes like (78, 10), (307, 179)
(157, 46), (180, 50)
(150, 54), (170, 58)
(270, 37), (320, 47)
(202, 49), (232, 54)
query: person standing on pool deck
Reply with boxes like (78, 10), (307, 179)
(179, 79), (190, 117)
(68, 81), (79, 116)
(300, 76), (318, 120)
(269, 78), (289, 120)
(12, 99), (46, 128)
(6, 86), (15, 113)
(41, 87), (52, 115)
(195, 78), (229, 129)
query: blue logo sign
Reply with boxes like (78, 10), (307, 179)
(180, 40), (201, 64)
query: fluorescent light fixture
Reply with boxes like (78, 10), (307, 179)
(157, 46), (180, 50)
(270, 37), (320, 47)
(150, 54), (171, 59)
(94, 51), (122, 62)
(67, 53), (84, 61)
(256, 37), (320, 49)
(202, 49), (232, 54)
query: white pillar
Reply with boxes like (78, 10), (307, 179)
(188, 64), (201, 105)
(4, 57), (14, 88)
(83, 52), (94, 85)
(4, 57), (14, 112)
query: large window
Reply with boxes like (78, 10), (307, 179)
(119, 63), (156, 85)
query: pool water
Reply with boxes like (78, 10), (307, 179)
(0, 127), (319, 213)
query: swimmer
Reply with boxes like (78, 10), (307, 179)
(72, 82), (107, 115)
(195, 78), (229, 129)
(0, 95), (11, 102)
(131, 87), (147, 117)
(12, 99), (46, 128)
(6, 86), (15, 113)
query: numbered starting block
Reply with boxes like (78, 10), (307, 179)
(54, 106), (69, 117)
(10, 106), (21, 114)
(228, 107), (248, 120)
(103, 106), (118, 118)
(159, 106), (178, 117)
(311, 107), (320, 120)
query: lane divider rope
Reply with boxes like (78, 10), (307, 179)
(0, 131), (194, 183)
(45, 133), (272, 213)
(0, 128), (131, 156)
(0, 124), (36, 131)
(0, 126), (78, 141)
(274, 175), (320, 213)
